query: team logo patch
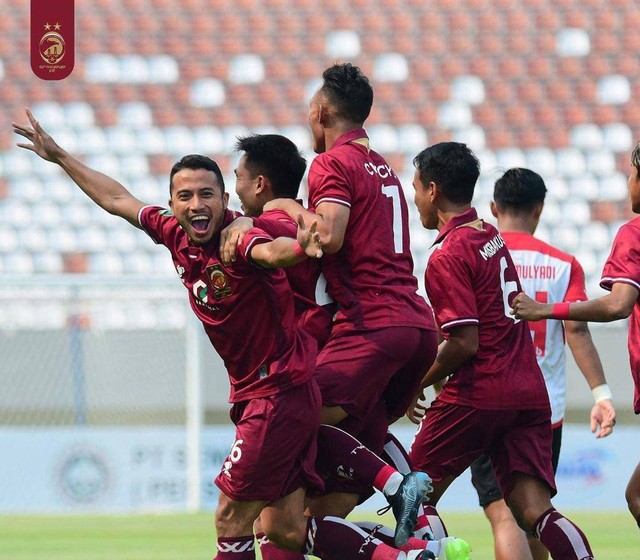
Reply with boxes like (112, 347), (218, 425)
(207, 265), (233, 299)
(31, 0), (75, 80)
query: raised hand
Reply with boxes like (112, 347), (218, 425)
(12, 108), (64, 163)
(296, 213), (323, 259)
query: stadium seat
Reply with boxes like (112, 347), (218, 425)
(556, 28), (591, 57)
(190, 78), (226, 108)
(438, 101), (473, 130)
(597, 75), (631, 105)
(325, 30), (361, 58)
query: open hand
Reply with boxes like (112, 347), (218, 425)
(12, 108), (63, 163)
(297, 213), (323, 259)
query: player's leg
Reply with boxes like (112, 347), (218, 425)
(506, 473), (594, 560)
(215, 381), (323, 559)
(314, 328), (435, 544)
(625, 460), (640, 527)
(409, 400), (492, 542)
(496, 410), (594, 560)
(214, 493), (265, 560)
(526, 425), (562, 560)
(470, 454), (532, 560)
(354, 522), (471, 560)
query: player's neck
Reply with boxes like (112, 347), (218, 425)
(325, 121), (363, 151)
(497, 215), (536, 235)
(437, 203), (472, 230)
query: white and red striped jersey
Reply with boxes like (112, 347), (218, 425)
(503, 231), (587, 426)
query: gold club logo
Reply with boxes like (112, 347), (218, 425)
(39, 22), (65, 65)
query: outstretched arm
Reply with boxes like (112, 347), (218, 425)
(249, 214), (323, 268)
(565, 320), (616, 438)
(12, 108), (147, 228)
(512, 282), (638, 323)
(263, 198), (349, 254)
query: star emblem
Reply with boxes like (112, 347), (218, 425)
(54, 22), (61, 30)
(44, 22), (51, 30)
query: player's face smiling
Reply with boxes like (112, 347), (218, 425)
(412, 170), (439, 230)
(169, 168), (228, 245)
(234, 155), (261, 217)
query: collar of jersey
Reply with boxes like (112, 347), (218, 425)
(331, 128), (369, 150)
(432, 207), (481, 246)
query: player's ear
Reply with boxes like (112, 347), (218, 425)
(532, 202), (544, 221)
(223, 192), (229, 209)
(490, 201), (498, 218)
(255, 174), (267, 194)
(428, 181), (439, 202)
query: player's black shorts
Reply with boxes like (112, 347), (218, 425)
(470, 424), (563, 507)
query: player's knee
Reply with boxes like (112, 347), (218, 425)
(215, 500), (255, 537)
(624, 484), (640, 523)
(262, 515), (306, 551)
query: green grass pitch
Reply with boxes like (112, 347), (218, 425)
(1, 511), (638, 559)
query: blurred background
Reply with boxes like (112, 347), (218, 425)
(0, 0), (637, 514)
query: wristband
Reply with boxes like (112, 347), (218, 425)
(592, 383), (613, 404)
(292, 241), (306, 259)
(551, 302), (571, 320)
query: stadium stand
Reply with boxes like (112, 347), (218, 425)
(2, 0), (639, 328)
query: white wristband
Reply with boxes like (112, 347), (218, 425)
(592, 384), (613, 404)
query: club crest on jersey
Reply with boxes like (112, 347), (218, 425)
(207, 264), (232, 299)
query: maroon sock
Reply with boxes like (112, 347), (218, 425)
(304, 516), (400, 560)
(355, 522), (430, 552)
(381, 431), (413, 474)
(415, 505), (448, 540)
(256, 532), (306, 560)
(534, 508), (594, 560)
(214, 535), (255, 560)
(317, 425), (398, 492)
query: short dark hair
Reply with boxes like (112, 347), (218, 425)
(169, 154), (225, 194)
(320, 63), (373, 124)
(632, 142), (640, 177)
(493, 168), (547, 213)
(235, 134), (306, 199)
(413, 142), (480, 204)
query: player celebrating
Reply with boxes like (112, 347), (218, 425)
(12, 109), (431, 560)
(512, 144), (640, 529)
(470, 168), (616, 560)
(226, 133), (468, 560)
(407, 142), (595, 560)
(260, 64), (439, 546)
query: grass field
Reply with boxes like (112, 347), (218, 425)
(1, 511), (638, 560)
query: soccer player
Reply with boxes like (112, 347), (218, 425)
(259, 65), (439, 545)
(230, 133), (336, 348)
(12, 108), (430, 560)
(512, 143), (640, 529)
(408, 142), (595, 560)
(227, 133), (467, 560)
(470, 167), (616, 560)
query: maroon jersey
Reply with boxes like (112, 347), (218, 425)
(138, 205), (315, 403)
(425, 208), (549, 410)
(307, 129), (435, 333)
(600, 216), (640, 414)
(254, 207), (337, 348)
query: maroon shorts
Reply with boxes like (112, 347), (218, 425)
(315, 327), (437, 420)
(215, 379), (324, 502)
(408, 398), (556, 500)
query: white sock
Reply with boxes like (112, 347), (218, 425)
(382, 471), (404, 496)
